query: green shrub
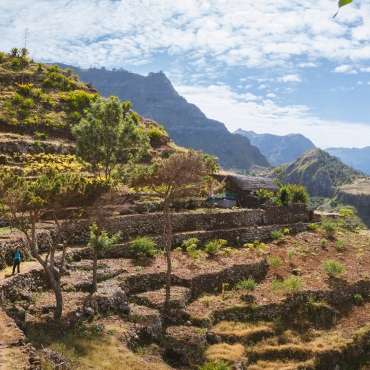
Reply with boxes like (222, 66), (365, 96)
(271, 278), (283, 295)
(236, 277), (256, 291)
(334, 239), (345, 251)
(273, 316), (283, 333)
(321, 220), (336, 237)
(197, 361), (231, 370)
(320, 238), (327, 247)
(205, 239), (227, 255)
(279, 187), (289, 205)
(21, 98), (35, 109)
(287, 184), (310, 204)
(0, 52), (5, 62)
(268, 256), (282, 268)
(33, 88), (43, 98)
(354, 294), (364, 305)
(185, 198), (197, 210)
(287, 248), (296, 259)
(283, 276), (304, 294)
(271, 230), (283, 240)
(148, 128), (164, 141)
(182, 238), (200, 259)
(322, 260), (345, 277)
(130, 237), (158, 258)
(12, 93), (23, 104)
(308, 223), (319, 230)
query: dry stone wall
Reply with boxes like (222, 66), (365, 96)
(0, 204), (315, 267)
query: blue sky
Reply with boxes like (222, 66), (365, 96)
(1, 0), (370, 148)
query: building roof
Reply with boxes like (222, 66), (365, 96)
(226, 174), (280, 192)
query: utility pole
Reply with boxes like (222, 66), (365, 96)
(24, 28), (30, 49)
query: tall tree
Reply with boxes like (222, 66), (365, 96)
(0, 171), (105, 319)
(72, 96), (149, 179)
(130, 150), (218, 307)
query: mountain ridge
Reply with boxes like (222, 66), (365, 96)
(55, 64), (270, 172)
(234, 128), (316, 166)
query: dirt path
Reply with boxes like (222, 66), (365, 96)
(0, 309), (30, 369)
(0, 248), (75, 283)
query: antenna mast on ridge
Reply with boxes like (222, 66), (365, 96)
(24, 28), (30, 49)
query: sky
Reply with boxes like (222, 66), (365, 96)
(1, 0), (370, 149)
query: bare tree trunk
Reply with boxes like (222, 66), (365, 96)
(163, 202), (172, 309)
(93, 247), (98, 292)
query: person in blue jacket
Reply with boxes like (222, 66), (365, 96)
(12, 245), (23, 275)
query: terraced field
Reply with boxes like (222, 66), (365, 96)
(1, 210), (370, 369)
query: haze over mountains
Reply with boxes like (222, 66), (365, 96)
(234, 129), (316, 166)
(56, 64), (269, 172)
(325, 147), (370, 176)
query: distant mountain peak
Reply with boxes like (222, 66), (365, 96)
(234, 128), (316, 166)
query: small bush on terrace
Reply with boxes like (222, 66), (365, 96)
(236, 277), (256, 291)
(321, 219), (336, 237)
(130, 237), (158, 259)
(268, 255), (282, 269)
(354, 294), (364, 305)
(197, 361), (231, 370)
(205, 239), (227, 255)
(182, 237), (200, 259)
(322, 260), (345, 277)
(283, 276), (304, 294)
(308, 223), (319, 231)
(271, 230), (283, 240)
(334, 239), (345, 251)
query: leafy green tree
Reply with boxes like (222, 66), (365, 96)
(72, 96), (149, 179)
(0, 171), (105, 319)
(88, 222), (120, 292)
(130, 150), (218, 307)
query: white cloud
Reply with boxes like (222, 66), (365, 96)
(0, 0), (369, 72)
(175, 83), (370, 149)
(333, 65), (357, 74)
(298, 62), (317, 68)
(360, 67), (370, 72)
(358, 81), (363, 84)
(258, 84), (268, 89)
(278, 74), (301, 83)
(266, 93), (277, 98)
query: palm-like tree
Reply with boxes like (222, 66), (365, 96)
(10, 47), (19, 57)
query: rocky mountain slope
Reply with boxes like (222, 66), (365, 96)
(234, 129), (316, 166)
(56, 64), (270, 172)
(272, 148), (364, 198)
(325, 146), (370, 175)
(269, 148), (370, 225)
(0, 52), (179, 174)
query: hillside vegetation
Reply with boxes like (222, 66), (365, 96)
(0, 50), (178, 175)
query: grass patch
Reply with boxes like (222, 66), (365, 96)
(205, 343), (244, 362)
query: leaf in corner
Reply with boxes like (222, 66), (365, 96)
(333, 0), (353, 18)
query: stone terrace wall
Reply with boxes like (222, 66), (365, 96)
(71, 203), (312, 243)
(0, 204), (315, 268)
